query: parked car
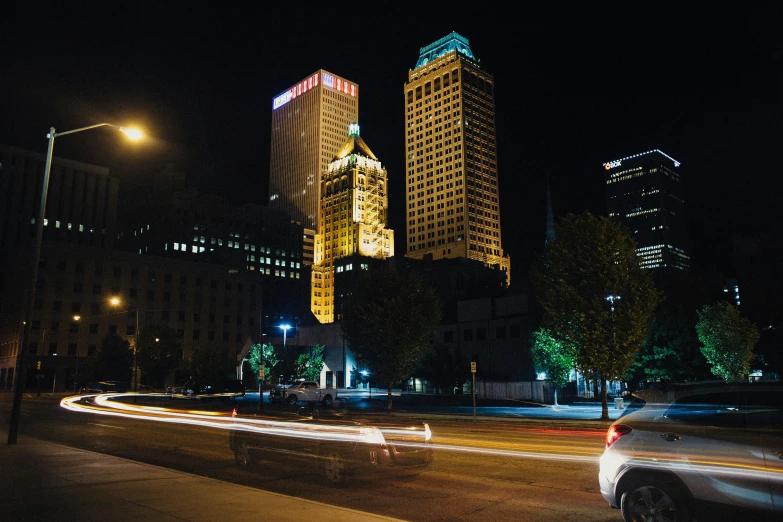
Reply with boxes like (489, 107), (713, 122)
(169, 379), (245, 400)
(81, 381), (130, 393)
(229, 408), (434, 485)
(598, 380), (783, 521)
(268, 380), (336, 406)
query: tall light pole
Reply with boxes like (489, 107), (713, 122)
(72, 315), (81, 393)
(133, 308), (140, 395)
(279, 324), (291, 398)
(606, 294), (621, 397)
(7, 123), (142, 445)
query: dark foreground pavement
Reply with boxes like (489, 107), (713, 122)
(0, 429), (405, 522)
(0, 390), (627, 522)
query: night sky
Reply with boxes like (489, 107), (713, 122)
(3, 3), (781, 298)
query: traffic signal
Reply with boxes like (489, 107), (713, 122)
(36, 360), (41, 370)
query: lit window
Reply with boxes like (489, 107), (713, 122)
(55, 220), (61, 228)
(174, 243), (180, 250)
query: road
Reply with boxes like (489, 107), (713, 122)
(1, 392), (623, 522)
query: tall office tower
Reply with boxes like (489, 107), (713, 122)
(311, 124), (394, 324)
(0, 143), (119, 255)
(268, 70), (359, 265)
(604, 149), (690, 271)
(404, 32), (510, 285)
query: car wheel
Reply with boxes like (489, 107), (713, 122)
(322, 449), (346, 485)
(620, 480), (690, 522)
(322, 394), (333, 407)
(287, 394), (297, 405)
(234, 439), (253, 468)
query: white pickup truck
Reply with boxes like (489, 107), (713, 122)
(269, 381), (337, 406)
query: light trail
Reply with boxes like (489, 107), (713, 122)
(61, 394), (783, 480)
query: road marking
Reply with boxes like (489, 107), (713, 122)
(88, 423), (125, 429)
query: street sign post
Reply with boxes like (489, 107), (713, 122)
(471, 362), (477, 420)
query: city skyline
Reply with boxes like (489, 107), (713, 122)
(2, 4), (780, 298)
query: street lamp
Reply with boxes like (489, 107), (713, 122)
(72, 315), (81, 393)
(279, 324), (291, 398)
(8, 123), (143, 445)
(109, 297), (140, 395)
(361, 370), (371, 399)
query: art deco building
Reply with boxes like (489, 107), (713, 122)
(604, 149), (690, 271)
(311, 124), (394, 323)
(404, 32), (510, 285)
(268, 70), (359, 265)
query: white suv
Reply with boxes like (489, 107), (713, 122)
(599, 381), (782, 521)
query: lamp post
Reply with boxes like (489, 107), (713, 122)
(72, 315), (81, 393)
(279, 324), (291, 398)
(133, 308), (139, 395)
(7, 123), (142, 445)
(606, 294), (621, 398)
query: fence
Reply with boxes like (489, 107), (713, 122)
(475, 379), (554, 404)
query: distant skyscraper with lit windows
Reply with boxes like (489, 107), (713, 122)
(604, 149), (690, 271)
(403, 32), (510, 285)
(268, 70), (359, 265)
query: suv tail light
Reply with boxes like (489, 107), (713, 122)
(606, 424), (632, 449)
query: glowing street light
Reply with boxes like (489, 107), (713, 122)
(72, 315), (81, 393)
(8, 123), (143, 445)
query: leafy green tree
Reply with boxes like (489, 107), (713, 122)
(342, 267), (442, 410)
(530, 328), (576, 406)
(296, 344), (325, 382)
(530, 211), (662, 419)
(248, 343), (278, 381)
(696, 301), (760, 381)
(80, 333), (134, 382)
(627, 301), (711, 386)
(422, 344), (470, 394)
(185, 342), (235, 387)
(136, 323), (182, 389)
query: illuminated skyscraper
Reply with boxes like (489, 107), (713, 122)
(268, 70), (359, 264)
(604, 149), (690, 271)
(311, 124), (394, 323)
(404, 32), (510, 285)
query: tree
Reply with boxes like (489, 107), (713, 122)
(342, 267), (442, 410)
(296, 344), (325, 382)
(530, 328), (576, 406)
(185, 342), (235, 386)
(530, 211), (662, 420)
(136, 323), (182, 389)
(247, 343), (278, 381)
(80, 333), (134, 382)
(421, 344), (470, 394)
(696, 301), (760, 381)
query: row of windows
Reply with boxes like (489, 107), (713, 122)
(27, 327), (247, 357)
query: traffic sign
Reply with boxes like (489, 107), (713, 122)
(259, 365), (265, 379)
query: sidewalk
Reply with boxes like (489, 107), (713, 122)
(0, 433), (405, 522)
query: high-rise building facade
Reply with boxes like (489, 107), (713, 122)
(604, 149), (690, 271)
(0, 144), (119, 255)
(268, 70), (359, 265)
(404, 32), (510, 285)
(311, 124), (394, 323)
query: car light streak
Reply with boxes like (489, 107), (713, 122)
(621, 456), (783, 480)
(59, 395), (603, 462)
(425, 441), (600, 463)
